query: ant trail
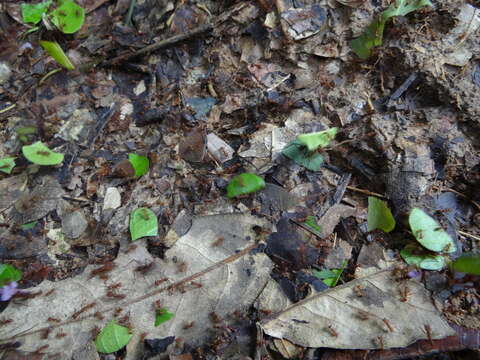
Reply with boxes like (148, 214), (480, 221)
(2, 243), (257, 341)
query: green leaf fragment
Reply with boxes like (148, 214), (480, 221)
(313, 269), (338, 279)
(0, 264), (22, 287)
(304, 215), (321, 233)
(367, 197), (395, 232)
(21, 221), (38, 231)
(128, 153), (149, 177)
(154, 307), (175, 326)
(129, 207), (158, 241)
(409, 208), (456, 253)
(0, 157), (16, 174)
(22, 141), (64, 165)
(350, 0), (433, 59)
(282, 140), (324, 171)
(50, 0), (85, 34)
(226, 173), (266, 198)
(400, 243), (446, 270)
(383, 0), (433, 18)
(39, 40), (75, 70)
(313, 260), (347, 287)
(297, 128), (338, 152)
(451, 253), (480, 275)
(95, 320), (133, 354)
(21, 1), (52, 24)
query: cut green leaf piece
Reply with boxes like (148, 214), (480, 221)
(39, 40), (74, 70)
(367, 197), (395, 232)
(304, 216), (321, 233)
(451, 253), (480, 275)
(409, 208), (456, 253)
(129, 208), (158, 241)
(21, 221), (38, 231)
(297, 128), (338, 152)
(400, 244), (446, 270)
(282, 140), (324, 171)
(0, 157), (16, 174)
(0, 264), (22, 287)
(22, 141), (64, 165)
(350, 0), (433, 59)
(154, 308), (175, 326)
(313, 260), (347, 287)
(128, 153), (149, 177)
(50, 0), (85, 34)
(21, 1), (52, 24)
(16, 126), (37, 143)
(226, 173), (266, 199)
(95, 320), (133, 354)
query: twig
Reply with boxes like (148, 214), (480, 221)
(104, 23), (213, 66)
(39, 68), (62, 86)
(346, 186), (385, 198)
(458, 230), (480, 242)
(0, 103), (16, 114)
(431, 186), (480, 211)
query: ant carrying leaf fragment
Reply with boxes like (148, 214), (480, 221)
(129, 208), (158, 241)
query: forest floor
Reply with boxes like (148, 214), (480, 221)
(0, 0), (479, 359)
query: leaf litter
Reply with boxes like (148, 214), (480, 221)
(0, 0), (479, 358)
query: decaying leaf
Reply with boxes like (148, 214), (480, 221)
(260, 269), (455, 349)
(0, 214), (273, 357)
(12, 176), (64, 224)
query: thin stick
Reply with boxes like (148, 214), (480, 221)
(105, 23), (213, 66)
(0, 103), (16, 114)
(39, 68), (62, 85)
(458, 230), (480, 242)
(346, 186), (385, 198)
(431, 185), (480, 211)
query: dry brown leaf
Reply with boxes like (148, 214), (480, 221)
(260, 269), (455, 349)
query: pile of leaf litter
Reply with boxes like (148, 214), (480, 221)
(0, 0), (480, 358)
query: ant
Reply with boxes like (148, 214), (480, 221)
(72, 303), (96, 319)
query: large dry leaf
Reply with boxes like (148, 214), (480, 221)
(260, 269), (455, 349)
(0, 214), (273, 358)
(12, 176), (64, 224)
(0, 174), (27, 210)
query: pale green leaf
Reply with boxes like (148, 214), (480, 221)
(129, 208), (158, 241)
(400, 243), (446, 270)
(39, 40), (75, 70)
(313, 260), (347, 287)
(0, 157), (16, 174)
(367, 197), (395, 232)
(409, 208), (456, 253)
(21, 1), (52, 24)
(0, 264), (22, 287)
(50, 0), (85, 34)
(22, 141), (64, 165)
(297, 128), (338, 152)
(154, 308), (175, 326)
(282, 140), (324, 171)
(128, 153), (149, 177)
(95, 320), (133, 354)
(226, 173), (265, 198)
